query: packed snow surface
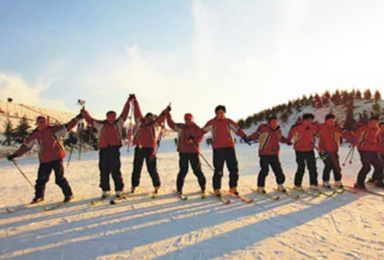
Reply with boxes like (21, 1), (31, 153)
(0, 139), (383, 260)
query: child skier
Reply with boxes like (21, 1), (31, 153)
(287, 113), (319, 190)
(83, 95), (133, 199)
(247, 116), (289, 193)
(131, 96), (170, 195)
(166, 112), (206, 196)
(352, 116), (384, 188)
(202, 105), (248, 196)
(317, 113), (353, 189)
(7, 114), (82, 204)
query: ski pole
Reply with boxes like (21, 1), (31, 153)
(199, 152), (215, 172)
(342, 146), (354, 166)
(67, 145), (74, 167)
(11, 160), (34, 189)
(127, 101), (134, 152)
(77, 99), (86, 160)
(349, 146), (355, 164)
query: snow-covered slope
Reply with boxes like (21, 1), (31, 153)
(245, 100), (384, 135)
(0, 139), (383, 260)
(0, 100), (76, 133)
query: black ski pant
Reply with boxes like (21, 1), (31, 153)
(35, 159), (73, 199)
(131, 146), (161, 188)
(177, 153), (206, 192)
(99, 146), (124, 192)
(257, 155), (286, 187)
(213, 147), (239, 190)
(294, 150), (318, 187)
(357, 151), (384, 185)
(322, 151), (342, 182)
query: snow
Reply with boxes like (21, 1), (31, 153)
(0, 139), (384, 260)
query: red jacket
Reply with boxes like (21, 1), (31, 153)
(14, 118), (78, 163)
(167, 115), (204, 154)
(84, 100), (130, 149)
(132, 100), (167, 149)
(287, 123), (318, 152)
(317, 123), (354, 152)
(249, 124), (288, 156)
(202, 118), (246, 149)
(379, 131), (384, 155)
(353, 125), (381, 152)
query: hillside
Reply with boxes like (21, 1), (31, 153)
(238, 89), (384, 134)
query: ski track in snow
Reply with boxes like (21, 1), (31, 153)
(0, 140), (384, 260)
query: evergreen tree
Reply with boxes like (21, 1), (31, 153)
(3, 119), (14, 146)
(237, 119), (245, 129)
(355, 90), (362, 100)
(245, 117), (253, 129)
(344, 97), (355, 130)
(280, 111), (289, 123)
(322, 90), (331, 105)
(374, 90), (381, 102)
(372, 101), (381, 115)
(331, 90), (341, 104)
(363, 89), (372, 100)
(14, 116), (31, 144)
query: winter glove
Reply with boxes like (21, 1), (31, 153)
(187, 136), (195, 144)
(128, 94), (136, 101)
(7, 154), (16, 161)
(76, 113), (84, 120)
(242, 136), (252, 145)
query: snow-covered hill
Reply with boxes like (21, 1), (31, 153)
(244, 100), (384, 135)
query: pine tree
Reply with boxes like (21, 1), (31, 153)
(14, 116), (31, 144)
(355, 90), (362, 100)
(363, 89), (372, 100)
(374, 90), (381, 102)
(331, 90), (341, 105)
(3, 119), (14, 146)
(322, 91), (331, 105)
(372, 101), (381, 115)
(344, 97), (355, 130)
(237, 119), (245, 129)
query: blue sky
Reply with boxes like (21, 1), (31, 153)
(1, 0), (384, 125)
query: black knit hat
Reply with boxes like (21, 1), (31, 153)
(215, 105), (226, 114)
(302, 113), (315, 120)
(325, 113), (336, 121)
(106, 111), (116, 116)
(268, 116), (278, 122)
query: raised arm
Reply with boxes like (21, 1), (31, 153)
(133, 98), (144, 123)
(119, 96), (133, 121)
(166, 113), (183, 132)
(8, 131), (39, 160)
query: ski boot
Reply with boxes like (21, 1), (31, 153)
(214, 189), (222, 197)
(374, 180), (384, 188)
(277, 184), (287, 193)
(256, 187), (266, 194)
(354, 182), (366, 190)
(334, 181), (344, 189)
(229, 187), (239, 196)
(101, 191), (110, 199)
(64, 195), (74, 203)
(31, 197), (44, 204)
(131, 186), (139, 194)
(201, 189), (207, 199)
(293, 185), (304, 191)
(310, 185), (320, 191)
(322, 181), (331, 189)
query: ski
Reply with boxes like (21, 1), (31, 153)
(209, 192), (231, 205)
(275, 189), (300, 199)
(43, 201), (69, 211)
(6, 203), (39, 213)
(319, 190), (337, 197)
(226, 192), (254, 204)
(201, 192), (207, 200)
(174, 191), (188, 201)
(110, 194), (129, 205)
(90, 197), (108, 206)
(289, 188), (321, 197)
(344, 186), (384, 198)
(251, 189), (280, 200)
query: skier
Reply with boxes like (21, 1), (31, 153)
(7, 114), (82, 204)
(82, 95), (133, 199)
(166, 112), (206, 196)
(131, 96), (170, 195)
(380, 122), (384, 166)
(352, 116), (384, 188)
(202, 105), (248, 196)
(317, 113), (353, 189)
(287, 113), (319, 190)
(247, 116), (289, 193)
